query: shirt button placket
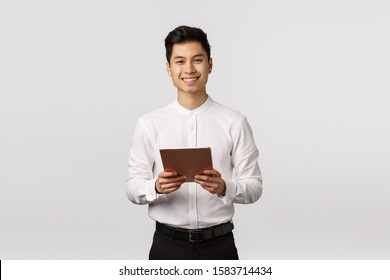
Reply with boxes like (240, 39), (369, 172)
(188, 114), (198, 228)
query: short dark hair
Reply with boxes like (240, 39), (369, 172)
(165, 26), (211, 63)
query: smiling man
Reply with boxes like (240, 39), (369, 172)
(126, 26), (262, 260)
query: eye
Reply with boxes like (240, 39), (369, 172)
(194, 59), (203, 63)
(175, 60), (184, 64)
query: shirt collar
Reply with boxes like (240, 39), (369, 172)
(173, 95), (213, 116)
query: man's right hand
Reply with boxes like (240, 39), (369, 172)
(155, 171), (186, 194)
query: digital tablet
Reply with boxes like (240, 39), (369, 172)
(159, 147), (213, 182)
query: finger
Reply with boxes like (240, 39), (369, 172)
(161, 178), (187, 188)
(195, 172), (220, 181)
(163, 187), (181, 194)
(203, 169), (220, 176)
(162, 181), (185, 188)
(161, 183), (183, 193)
(160, 171), (178, 178)
(195, 175), (221, 185)
(195, 179), (219, 189)
(194, 174), (211, 182)
(200, 185), (218, 194)
(160, 175), (186, 184)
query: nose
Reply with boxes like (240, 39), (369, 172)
(184, 61), (196, 74)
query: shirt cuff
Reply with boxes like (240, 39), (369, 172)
(144, 177), (159, 201)
(218, 179), (236, 205)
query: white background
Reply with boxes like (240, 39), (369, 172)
(1, 0), (389, 259)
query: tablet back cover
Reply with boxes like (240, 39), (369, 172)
(159, 147), (213, 182)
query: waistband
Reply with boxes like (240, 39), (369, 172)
(155, 221), (234, 242)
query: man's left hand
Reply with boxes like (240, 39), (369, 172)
(194, 169), (226, 196)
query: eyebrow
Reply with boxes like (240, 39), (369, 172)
(173, 53), (206, 60)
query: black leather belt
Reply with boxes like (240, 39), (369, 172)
(156, 221), (234, 242)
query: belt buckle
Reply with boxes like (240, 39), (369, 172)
(188, 230), (202, 242)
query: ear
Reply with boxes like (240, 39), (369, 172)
(166, 61), (172, 77)
(208, 58), (213, 73)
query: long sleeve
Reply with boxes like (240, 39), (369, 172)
(126, 119), (158, 205)
(125, 97), (262, 228)
(222, 117), (263, 205)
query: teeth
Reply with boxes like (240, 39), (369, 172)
(183, 78), (197, 81)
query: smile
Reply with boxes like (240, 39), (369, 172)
(182, 77), (199, 82)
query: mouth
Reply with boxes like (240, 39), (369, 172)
(181, 76), (200, 86)
(181, 77), (199, 82)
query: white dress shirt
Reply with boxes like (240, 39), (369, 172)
(126, 96), (262, 229)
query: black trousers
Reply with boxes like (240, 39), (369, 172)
(149, 230), (239, 260)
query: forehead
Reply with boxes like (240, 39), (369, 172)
(171, 41), (207, 58)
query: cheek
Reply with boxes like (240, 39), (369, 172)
(170, 68), (180, 77)
(199, 66), (210, 75)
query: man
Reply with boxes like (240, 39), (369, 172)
(126, 26), (262, 260)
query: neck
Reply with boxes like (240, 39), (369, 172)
(177, 91), (208, 110)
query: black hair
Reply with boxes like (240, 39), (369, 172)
(165, 25), (211, 63)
